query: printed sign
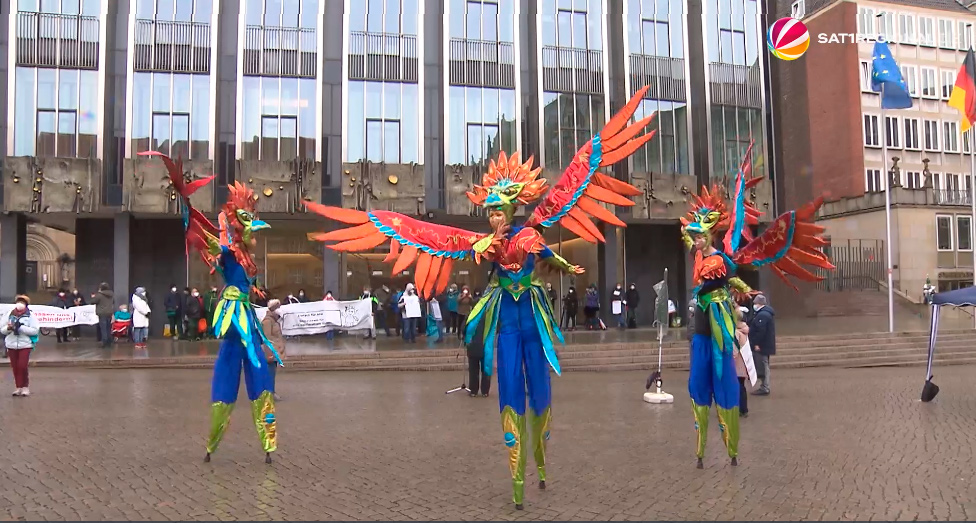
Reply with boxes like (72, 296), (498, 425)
(0, 304), (98, 328)
(254, 299), (373, 336)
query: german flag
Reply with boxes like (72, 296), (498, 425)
(949, 48), (976, 133)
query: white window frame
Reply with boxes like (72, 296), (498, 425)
(958, 215), (974, 252)
(905, 170), (922, 189)
(920, 66), (938, 98)
(878, 12), (897, 43)
(858, 7), (876, 36)
(939, 18), (956, 49)
(965, 129), (974, 153)
(901, 65), (918, 97)
(899, 13), (916, 45)
(885, 115), (901, 148)
(937, 214), (955, 251)
(944, 120), (960, 153)
(946, 172), (961, 191)
(866, 168), (883, 193)
(941, 69), (956, 100)
(904, 117), (921, 150)
(919, 16), (936, 47)
(959, 20), (974, 50)
(860, 60), (873, 92)
(864, 114), (881, 148)
(923, 119), (941, 151)
(791, 0), (805, 19)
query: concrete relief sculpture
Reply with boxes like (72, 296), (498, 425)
(238, 158), (317, 213)
(341, 160), (425, 215)
(125, 157), (214, 214)
(4, 157), (101, 213)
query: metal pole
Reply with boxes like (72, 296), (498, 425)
(970, 130), (975, 328)
(881, 83), (895, 333)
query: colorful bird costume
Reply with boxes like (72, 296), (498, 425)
(679, 143), (834, 467)
(141, 151), (283, 464)
(305, 86), (657, 509)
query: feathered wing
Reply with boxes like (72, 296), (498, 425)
(304, 201), (493, 298)
(138, 150), (218, 265)
(524, 85), (657, 242)
(732, 197), (836, 290)
(722, 140), (763, 255)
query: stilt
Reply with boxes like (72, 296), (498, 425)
(265, 452), (272, 464)
(696, 458), (703, 469)
(203, 453), (211, 463)
(539, 480), (546, 490)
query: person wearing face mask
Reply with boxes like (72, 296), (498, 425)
(70, 288), (86, 341)
(361, 286), (379, 340)
(49, 289), (71, 343)
(185, 288), (204, 341)
(456, 286), (474, 340)
(297, 289), (308, 303)
(130, 288), (152, 350)
(562, 287), (578, 331)
(625, 283), (640, 329)
(398, 284), (422, 344)
(445, 284), (460, 335)
(2, 296), (39, 396)
(323, 291), (337, 340)
(112, 304), (132, 342)
(611, 283), (625, 329)
(89, 282), (115, 347)
(546, 282), (557, 314)
(164, 285), (183, 340)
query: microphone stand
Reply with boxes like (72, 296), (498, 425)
(445, 336), (469, 394)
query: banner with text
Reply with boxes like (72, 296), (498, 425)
(254, 299), (373, 336)
(0, 304), (98, 328)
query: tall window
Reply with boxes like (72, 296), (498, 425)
(542, 0), (602, 49)
(13, 67), (98, 157)
(865, 168), (882, 193)
(135, 0), (212, 21)
(17, 0), (98, 14)
(920, 67), (938, 98)
(965, 129), (973, 154)
(449, 0), (514, 42)
(885, 116), (900, 149)
(131, 72), (210, 159)
(863, 114), (880, 147)
(242, 77), (317, 161)
(857, 7), (875, 35)
(900, 65), (918, 97)
(899, 13), (915, 44)
(878, 12), (896, 43)
(904, 118), (920, 150)
(447, 87), (517, 165)
(942, 69), (956, 100)
(905, 170), (922, 189)
(710, 105), (761, 179)
(923, 119), (940, 151)
(938, 18), (955, 49)
(860, 61), (872, 92)
(958, 215), (973, 251)
(959, 21), (973, 50)
(937, 215), (954, 251)
(919, 16), (935, 46)
(630, 100), (690, 175)
(346, 81), (419, 163)
(944, 120), (960, 153)
(542, 92), (605, 168)
(246, 0), (319, 28)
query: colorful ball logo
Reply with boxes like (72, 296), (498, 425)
(767, 17), (810, 60)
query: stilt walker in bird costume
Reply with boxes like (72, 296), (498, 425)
(680, 142), (834, 468)
(140, 151), (283, 464)
(304, 86), (658, 509)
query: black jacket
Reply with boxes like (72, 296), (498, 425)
(563, 292), (579, 315)
(625, 288), (640, 309)
(90, 289), (115, 317)
(185, 296), (202, 319)
(164, 292), (182, 313)
(466, 320), (487, 358)
(748, 306), (776, 355)
(50, 295), (70, 309)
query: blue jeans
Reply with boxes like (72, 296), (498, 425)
(99, 315), (113, 346)
(402, 317), (417, 342)
(613, 313), (625, 328)
(132, 327), (148, 344)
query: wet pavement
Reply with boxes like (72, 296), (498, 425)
(0, 365), (974, 520)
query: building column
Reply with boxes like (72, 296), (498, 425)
(113, 214), (132, 306)
(597, 224), (620, 313)
(323, 246), (340, 298)
(75, 218), (115, 296)
(686, 0), (711, 185)
(0, 213), (27, 302)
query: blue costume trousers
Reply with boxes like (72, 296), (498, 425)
(495, 292), (552, 505)
(687, 333), (740, 459)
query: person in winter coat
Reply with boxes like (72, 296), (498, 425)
(297, 289), (309, 303)
(748, 294), (776, 396)
(184, 288), (204, 340)
(427, 295), (444, 345)
(562, 287), (579, 330)
(261, 299), (286, 401)
(131, 287), (152, 350)
(610, 283), (626, 328)
(399, 284), (422, 344)
(49, 289), (71, 343)
(625, 283), (640, 328)
(323, 290), (337, 340)
(445, 284), (460, 334)
(2, 295), (39, 396)
(456, 286), (474, 339)
(361, 287), (380, 339)
(583, 284), (601, 330)
(89, 282), (115, 347)
(466, 317), (491, 397)
(374, 285), (391, 337)
(69, 288), (86, 340)
(164, 286), (183, 340)
(732, 310), (751, 417)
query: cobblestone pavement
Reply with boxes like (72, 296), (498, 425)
(1, 365), (975, 520)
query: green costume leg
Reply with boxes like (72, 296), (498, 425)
(206, 402), (235, 454)
(691, 402), (710, 459)
(250, 390), (278, 453)
(716, 407), (739, 458)
(528, 407), (552, 484)
(501, 406), (527, 506)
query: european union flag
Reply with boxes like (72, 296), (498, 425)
(871, 41), (913, 109)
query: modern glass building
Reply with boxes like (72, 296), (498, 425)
(0, 0), (776, 327)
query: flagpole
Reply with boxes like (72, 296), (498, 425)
(881, 83), (895, 334)
(970, 129), (975, 329)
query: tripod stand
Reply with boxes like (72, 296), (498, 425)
(445, 336), (470, 394)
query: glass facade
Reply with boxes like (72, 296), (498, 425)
(705, 0), (766, 181)
(17, 0), (99, 15)
(131, 72), (210, 159)
(541, 0), (603, 49)
(447, 87), (517, 165)
(14, 67), (98, 157)
(241, 76), (317, 161)
(135, 0), (212, 21)
(246, 0), (319, 28)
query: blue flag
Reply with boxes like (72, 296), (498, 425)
(871, 41), (913, 109)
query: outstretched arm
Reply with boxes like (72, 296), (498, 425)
(539, 245), (585, 275)
(728, 276), (758, 304)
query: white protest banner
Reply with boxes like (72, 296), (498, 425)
(254, 299), (373, 336)
(0, 304), (98, 328)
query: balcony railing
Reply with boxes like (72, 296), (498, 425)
(448, 38), (516, 89)
(348, 31), (419, 83)
(16, 12), (99, 69)
(708, 62), (762, 108)
(243, 25), (317, 78)
(629, 54), (686, 102)
(133, 19), (211, 73)
(935, 189), (973, 206)
(540, 46), (604, 95)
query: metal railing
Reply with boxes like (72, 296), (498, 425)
(348, 31), (419, 83)
(16, 12), (99, 69)
(934, 189), (973, 206)
(629, 54), (686, 102)
(243, 25), (317, 78)
(816, 239), (886, 292)
(708, 62), (762, 108)
(133, 19), (211, 73)
(448, 38), (516, 89)
(540, 46), (604, 94)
